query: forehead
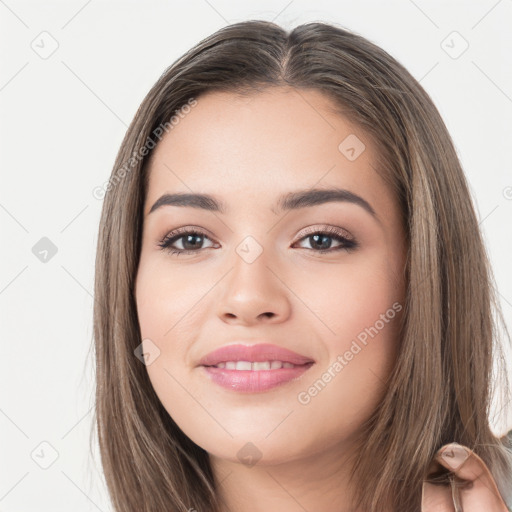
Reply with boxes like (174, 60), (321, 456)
(144, 87), (390, 216)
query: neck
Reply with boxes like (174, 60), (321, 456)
(210, 440), (368, 512)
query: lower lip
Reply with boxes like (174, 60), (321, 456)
(200, 363), (314, 392)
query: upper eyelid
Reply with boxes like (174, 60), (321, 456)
(160, 225), (352, 241)
(298, 224), (354, 240)
(158, 226), (214, 243)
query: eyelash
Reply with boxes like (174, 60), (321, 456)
(157, 225), (358, 257)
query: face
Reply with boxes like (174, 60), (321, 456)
(135, 87), (407, 467)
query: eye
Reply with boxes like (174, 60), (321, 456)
(157, 227), (217, 256)
(157, 225), (358, 256)
(292, 225), (358, 253)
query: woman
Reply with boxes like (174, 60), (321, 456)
(92, 20), (512, 511)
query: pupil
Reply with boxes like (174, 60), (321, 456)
(312, 234), (331, 250)
(184, 234), (202, 250)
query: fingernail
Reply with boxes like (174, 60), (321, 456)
(438, 443), (470, 471)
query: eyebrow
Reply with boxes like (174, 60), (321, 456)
(148, 188), (377, 219)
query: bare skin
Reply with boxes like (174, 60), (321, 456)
(135, 86), (408, 512)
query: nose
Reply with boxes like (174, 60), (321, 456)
(215, 246), (291, 326)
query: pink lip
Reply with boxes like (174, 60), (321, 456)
(198, 343), (315, 367)
(197, 343), (315, 393)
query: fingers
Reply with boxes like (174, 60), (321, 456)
(422, 442), (509, 512)
(422, 477), (455, 511)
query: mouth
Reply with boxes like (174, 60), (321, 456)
(198, 342), (315, 368)
(197, 342), (315, 392)
(203, 360), (314, 370)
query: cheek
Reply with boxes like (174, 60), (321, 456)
(295, 272), (402, 437)
(134, 263), (202, 430)
(294, 253), (404, 350)
(134, 257), (215, 399)
(135, 258), (212, 342)
(295, 254), (403, 406)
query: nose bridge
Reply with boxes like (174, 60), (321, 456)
(216, 233), (290, 324)
(229, 233), (275, 296)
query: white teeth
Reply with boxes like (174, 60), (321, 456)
(213, 360), (299, 370)
(235, 361), (252, 371)
(253, 361), (271, 371)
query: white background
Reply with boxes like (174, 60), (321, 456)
(1, 1), (511, 510)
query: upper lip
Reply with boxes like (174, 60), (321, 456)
(198, 343), (315, 367)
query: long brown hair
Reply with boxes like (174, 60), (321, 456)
(91, 19), (512, 511)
